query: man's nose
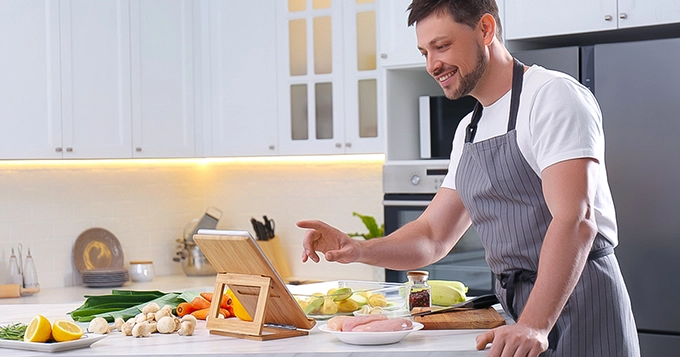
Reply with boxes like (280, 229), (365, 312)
(426, 55), (441, 77)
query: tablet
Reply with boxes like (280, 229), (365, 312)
(193, 229), (315, 331)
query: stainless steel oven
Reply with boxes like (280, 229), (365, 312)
(382, 160), (494, 295)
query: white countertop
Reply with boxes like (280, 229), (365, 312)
(0, 275), (496, 356)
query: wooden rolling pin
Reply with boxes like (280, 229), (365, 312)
(0, 284), (40, 298)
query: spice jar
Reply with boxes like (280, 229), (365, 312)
(407, 270), (431, 310)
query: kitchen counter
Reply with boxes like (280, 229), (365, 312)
(0, 275), (499, 356)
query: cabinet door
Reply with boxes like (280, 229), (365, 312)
(343, 0), (383, 153)
(130, 0), (196, 158)
(377, 0), (422, 68)
(208, 0), (278, 157)
(276, 0), (346, 155)
(505, 0), (618, 39)
(0, 0), (62, 159)
(618, 0), (680, 28)
(60, 0), (132, 158)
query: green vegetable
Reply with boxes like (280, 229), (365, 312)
(0, 323), (28, 341)
(69, 290), (201, 322)
(347, 212), (384, 240)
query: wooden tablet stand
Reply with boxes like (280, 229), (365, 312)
(206, 273), (308, 340)
(193, 230), (315, 341)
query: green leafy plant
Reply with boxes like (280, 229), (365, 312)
(347, 212), (384, 240)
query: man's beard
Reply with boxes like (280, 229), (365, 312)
(445, 43), (487, 100)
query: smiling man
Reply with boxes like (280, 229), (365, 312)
(299, 1), (640, 356)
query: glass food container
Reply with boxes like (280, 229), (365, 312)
(407, 270), (431, 310)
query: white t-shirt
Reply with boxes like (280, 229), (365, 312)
(441, 65), (618, 246)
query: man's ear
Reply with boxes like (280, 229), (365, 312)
(478, 13), (496, 46)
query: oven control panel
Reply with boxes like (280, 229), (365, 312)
(383, 160), (449, 194)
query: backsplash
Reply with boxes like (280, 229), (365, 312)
(0, 156), (385, 289)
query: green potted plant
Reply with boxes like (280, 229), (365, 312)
(347, 212), (384, 240)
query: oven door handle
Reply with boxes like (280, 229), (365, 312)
(383, 200), (432, 207)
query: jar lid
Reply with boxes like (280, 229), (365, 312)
(130, 261), (153, 265)
(406, 270), (429, 277)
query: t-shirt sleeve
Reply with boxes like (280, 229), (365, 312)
(529, 77), (605, 172)
(441, 113), (473, 190)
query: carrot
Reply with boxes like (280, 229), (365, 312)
(200, 292), (231, 309)
(191, 308), (211, 320)
(191, 307), (231, 320)
(225, 305), (234, 318)
(191, 296), (211, 310)
(176, 302), (195, 317)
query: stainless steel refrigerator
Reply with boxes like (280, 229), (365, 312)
(514, 38), (680, 356)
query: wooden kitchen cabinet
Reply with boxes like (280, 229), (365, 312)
(205, 0), (279, 157)
(0, 0), (62, 159)
(130, 0), (197, 158)
(59, 0), (132, 158)
(505, 0), (680, 40)
(276, 0), (383, 155)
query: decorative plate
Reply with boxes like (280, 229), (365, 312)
(0, 334), (107, 353)
(319, 322), (424, 345)
(73, 228), (124, 273)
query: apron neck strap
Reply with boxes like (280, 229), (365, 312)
(465, 58), (526, 143)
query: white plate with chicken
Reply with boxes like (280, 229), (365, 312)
(319, 315), (423, 345)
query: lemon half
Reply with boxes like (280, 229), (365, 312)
(52, 320), (84, 342)
(24, 315), (52, 343)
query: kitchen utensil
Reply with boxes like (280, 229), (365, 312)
(411, 307), (506, 330)
(81, 268), (129, 288)
(410, 293), (499, 317)
(263, 215), (275, 239)
(22, 248), (39, 289)
(73, 228), (124, 272)
(16, 243), (23, 275)
(0, 284), (40, 298)
(318, 322), (424, 345)
(184, 206), (222, 242)
(173, 239), (216, 276)
(7, 248), (22, 285)
(129, 261), (154, 282)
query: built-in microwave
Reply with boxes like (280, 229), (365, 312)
(419, 95), (477, 159)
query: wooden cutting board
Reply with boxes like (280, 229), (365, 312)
(412, 307), (506, 330)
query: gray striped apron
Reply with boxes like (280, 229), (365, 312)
(455, 59), (640, 356)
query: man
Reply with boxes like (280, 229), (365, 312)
(298, 1), (640, 356)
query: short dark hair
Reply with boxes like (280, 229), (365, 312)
(407, 0), (503, 40)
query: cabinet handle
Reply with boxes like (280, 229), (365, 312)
(604, 15), (613, 21)
(66, 147), (73, 152)
(268, 145), (275, 150)
(335, 143), (342, 148)
(55, 147), (62, 152)
(135, 147), (142, 152)
(619, 13), (628, 19)
(380, 53), (387, 59)
(345, 142), (352, 148)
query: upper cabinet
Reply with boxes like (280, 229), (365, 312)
(0, 0), (62, 159)
(206, 0), (279, 157)
(377, 0), (421, 68)
(505, 0), (680, 40)
(130, 0), (197, 158)
(59, 0), (132, 158)
(276, 0), (383, 155)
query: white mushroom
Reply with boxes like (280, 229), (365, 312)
(88, 317), (110, 334)
(156, 316), (176, 334)
(172, 317), (181, 332)
(131, 321), (153, 338)
(113, 317), (125, 331)
(178, 315), (197, 336)
(154, 305), (173, 321)
(135, 313), (147, 324)
(121, 320), (135, 336)
(141, 302), (161, 315)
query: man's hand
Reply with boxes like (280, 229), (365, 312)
(476, 323), (549, 357)
(297, 220), (361, 264)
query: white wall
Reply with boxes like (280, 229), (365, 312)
(0, 157), (385, 289)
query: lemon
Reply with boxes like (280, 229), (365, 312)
(51, 320), (84, 342)
(226, 289), (252, 322)
(24, 315), (52, 343)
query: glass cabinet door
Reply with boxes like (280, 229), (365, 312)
(277, 0), (382, 155)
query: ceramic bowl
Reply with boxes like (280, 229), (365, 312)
(129, 261), (154, 282)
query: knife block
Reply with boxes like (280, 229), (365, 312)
(256, 235), (291, 281)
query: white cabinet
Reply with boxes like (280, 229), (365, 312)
(505, 0), (680, 40)
(0, 0), (61, 159)
(130, 0), (197, 158)
(206, 0), (278, 157)
(59, 0), (132, 158)
(377, 0), (421, 68)
(276, 0), (383, 155)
